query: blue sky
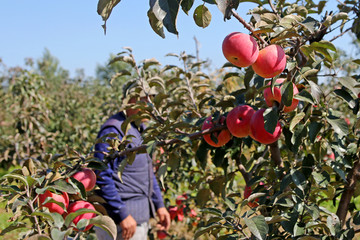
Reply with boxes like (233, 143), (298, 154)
(0, 1), (355, 78)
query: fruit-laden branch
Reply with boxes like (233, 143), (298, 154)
(105, 125), (228, 159)
(230, 9), (268, 46)
(336, 157), (360, 226)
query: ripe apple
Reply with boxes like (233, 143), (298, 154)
(168, 206), (178, 220)
(244, 185), (259, 208)
(250, 109), (282, 144)
(222, 32), (259, 67)
(175, 193), (188, 205)
(226, 105), (255, 138)
(263, 79), (299, 112)
(252, 45), (286, 78)
(71, 168), (96, 192)
(38, 190), (69, 215)
(67, 200), (96, 231)
(157, 230), (167, 239)
(202, 115), (231, 147)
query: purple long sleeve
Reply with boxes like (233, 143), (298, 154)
(94, 126), (129, 223)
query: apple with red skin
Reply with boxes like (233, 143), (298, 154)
(38, 190), (69, 215)
(264, 79), (299, 112)
(71, 168), (97, 192)
(157, 230), (167, 239)
(250, 109), (282, 144)
(244, 185), (259, 208)
(252, 45), (286, 78)
(175, 193), (188, 205)
(202, 115), (231, 147)
(226, 105), (255, 138)
(168, 206), (178, 220)
(67, 200), (96, 231)
(222, 32), (259, 68)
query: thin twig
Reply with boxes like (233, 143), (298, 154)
(336, 158), (360, 226)
(106, 125), (227, 159)
(268, 0), (280, 18)
(231, 9), (268, 46)
(330, 27), (352, 42)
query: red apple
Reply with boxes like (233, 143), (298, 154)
(38, 190), (69, 215)
(263, 79), (299, 112)
(226, 105), (255, 138)
(168, 206), (178, 220)
(67, 200), (96, 231)
(157, 230), (167, 239)
(244, 185), (259, 208)
(175, 194), (188, 206)
(250, 109), (282, 144)
(202, 115), (231, 147)
(177, 206), (184, 221)
(71, 168), (96, 192)
(252, 45), (286, 78)
(222, 32), (259, 67)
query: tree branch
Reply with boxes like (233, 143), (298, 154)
(231, 9), (268, 46)
(269, 141), (283, 168)
(336, 158), (360, 226)
(108, 125), (227, 159)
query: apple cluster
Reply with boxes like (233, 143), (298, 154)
(201, 32), (301, 147)
(38, 168), (97, 231)
(222, 32), (287, 78)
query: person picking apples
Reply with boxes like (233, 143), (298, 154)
(94, 82), (170, 240)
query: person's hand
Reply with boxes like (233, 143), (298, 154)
(156, 207), (171, 231)
(119, 215), (137, 240)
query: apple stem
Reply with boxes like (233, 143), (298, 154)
(230, 9), (268, 46)
(336, 157), (360, 226)
(269, 141), (283, 168)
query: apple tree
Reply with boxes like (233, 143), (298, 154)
(96, 0), (360, 239)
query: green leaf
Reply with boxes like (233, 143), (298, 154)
(302, 17), (318, 34)
(196, 188), (211, 207)
(312, 171), (330, 188)
(331, 12), (348, 24)
(281, 82), (294, 107)
(244, 215), (269, 240)
(181, 0), (194, 15)
(89, 215), (117, 240)
(109, 70), (131, 86)
(263, 107), (278, 134)
(338, 76), (359, 96)
(97, 0), (121, 33)
(353, 59), (360, 65)
(147, 9), (165, 38)
(327, 213), (341, 236)
(193, 5), (212, 28)
(294, 90), (315, 105)
(308, 121), (322, 143)
(27, 234), (51, 240)
(2, 173), (28, 188)
(50, 179), (78, 194)
(215, 0), (239, 20)
(64, 209), (100, 228)
(334, 88), (355, 108)
(290, 169), (307, 191)
(0, 222), (26, 236)
(290, 112), (305, 132)
(307, 80), (323, 103)
(143, 58), (161, 70)
(326, 116), (349, 137)
(51, 228), (72, 240)
(311, 40), (337, 52)
(194, 223), (222, 239)
(149, 0), (180, 36)
(201, 207), (223, 217)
